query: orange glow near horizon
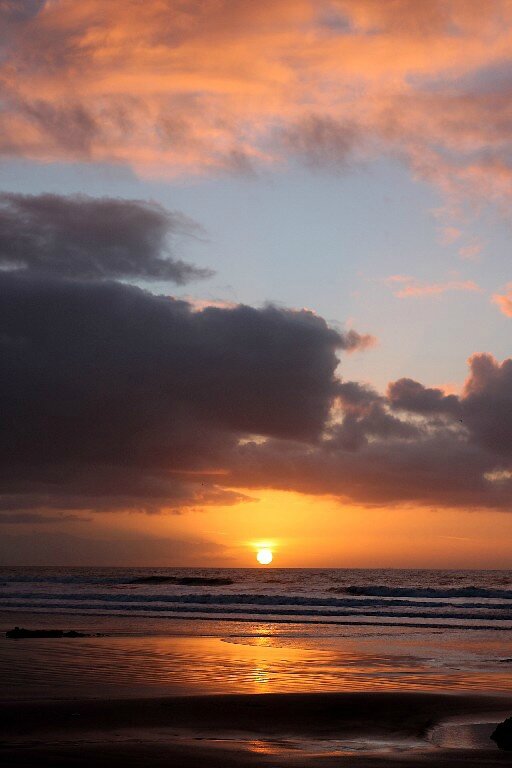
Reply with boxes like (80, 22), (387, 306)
(87, 488), (512, 569)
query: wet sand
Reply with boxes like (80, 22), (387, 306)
(1, 691), (512, 767)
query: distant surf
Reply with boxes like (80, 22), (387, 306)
(1, 567), (512, 631)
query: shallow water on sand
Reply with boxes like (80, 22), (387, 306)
(3, 616), (512, 700)
(3, 567), (512, 706)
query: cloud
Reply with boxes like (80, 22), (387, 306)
(439, 226), (462, 245)
(0, 530), (224, 566)
(231, 432), (512, 511)
(387, 378), (461, 416)
(385, 274), (481, 298)
(0, 191), (509, 518)
(227, 350), (512, 510)
(492, 283), (512, 317)
(282, 115), (359, 169)
(0, 0), (45, 30)
(0, 193), (211, 283)
(0, 267), (356, 515)
(0, 512), (89, 524)
(1, 0), (512, 213)
(462, 353), (512, 457)
(458, 241), (482, 261)
(341, 329), (376, 352)
(389, 354), (512, 458)
(0, 264), (510, 515)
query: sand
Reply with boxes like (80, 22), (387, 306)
(1, 691), (512, 767)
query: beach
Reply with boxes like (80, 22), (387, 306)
(2, 568), (512, 765)
(2, 691), (512, 766)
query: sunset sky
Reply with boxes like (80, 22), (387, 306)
(1, 0), (511, 567)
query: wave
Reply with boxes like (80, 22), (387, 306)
(2, 590), (512, 612)
(128, 576), (234, 586)
(0, 575), (124, 585)
(2, 600), (512, 624)
(341, 585), (512, 600)
(0, 574), (236, 587)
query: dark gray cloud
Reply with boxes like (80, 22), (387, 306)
(0, 193), (212, 283)
(0, 206), (509, 519)
(0, 512), (88, 524)
(0, 477), (250, 516)
(329, 405), (420, 452)
(387, 377), (461, 416)
(225, 352), (512, 510)
(0, 0), (44, 23)
(231, 425), (511, 510)
(461, 354), (512, 457)
(0, 270), (353, 514)
(389, 355), (512, 457)
(330, 380), (420, 451)
(0, 530), (225, 566)
(1, 265), (510, 514)
(336, 380), (382, 410)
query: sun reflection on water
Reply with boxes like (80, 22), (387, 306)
(4, 630), (512, 700)
(253, 663), (271, 687)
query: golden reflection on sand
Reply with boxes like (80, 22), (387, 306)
(3, 631), (512, 699)
(246, 738), (281, 755)
(252, 663), (271, 687)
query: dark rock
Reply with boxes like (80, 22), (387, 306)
(6, 627), (91, 639)
(129, 576), (234, 586)
(491, 717), (512, 750)
(174, 577), (234, 586)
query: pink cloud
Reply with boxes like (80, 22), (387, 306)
(438, 382), (462, 396)
(1, 0), (512, 215)
(492, 284), (512, 317)
(458, 241), (482, 261)
(439, 226), (462, 245)
(385, 275), (481, 298)
(344, 329), (377, 353)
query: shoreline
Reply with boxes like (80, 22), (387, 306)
(3, 606), (512, 631)
(2, 691), (512, 767)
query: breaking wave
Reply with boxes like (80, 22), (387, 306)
(342, 585), (512, 600)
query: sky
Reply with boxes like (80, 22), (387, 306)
(0, 0), (511, 567)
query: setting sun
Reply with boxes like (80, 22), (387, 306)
(256, 548), (273, 565)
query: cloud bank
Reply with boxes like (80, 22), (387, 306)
(0, 191), (365, 516)
(231, 353), (512, 510)
(2, 0), (512, 212)
(0, 191), (510, 518)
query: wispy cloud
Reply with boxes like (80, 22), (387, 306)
(2, 0), (512, 216)
(385, 274), (481, 298)
(439, 226), (462, 246)
(458, 240), (483, 261)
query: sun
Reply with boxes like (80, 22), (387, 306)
(256, 548), (273, 565)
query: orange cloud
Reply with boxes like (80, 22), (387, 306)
(2, 0), (512, 209)
(439, 226), (462, 245)
(492, 284), (512, 317)
(385, 275), (481, 298)
(458, 241), (482, 261)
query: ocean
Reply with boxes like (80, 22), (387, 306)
(2, 567), (512, 629)
(2, 567), (512, 701)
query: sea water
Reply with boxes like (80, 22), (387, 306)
(2, 567), (512, 700)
